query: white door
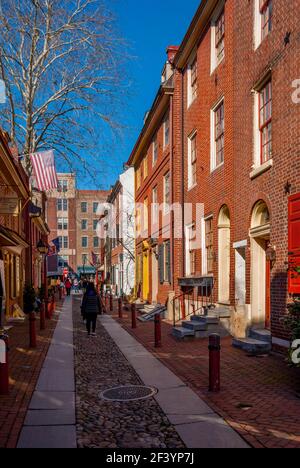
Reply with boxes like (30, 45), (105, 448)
(235, 248), (246, 305)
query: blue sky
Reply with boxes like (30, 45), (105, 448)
(76, 0), (200, 190)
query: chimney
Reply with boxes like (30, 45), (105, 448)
(162, 45), (179, 84)
(167, 45), (179, 64)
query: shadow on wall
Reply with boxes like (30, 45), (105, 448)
(271, 269), (289, 340)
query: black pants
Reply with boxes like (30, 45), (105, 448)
(86, 313), (97, 334)
(66, 288), (71, 296)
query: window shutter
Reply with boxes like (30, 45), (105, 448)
(158, 244), (164, 284)
(164, 241), (171, 284)
(288, 193), (300, 294)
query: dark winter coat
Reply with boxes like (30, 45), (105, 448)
(81, 291), (102, 317)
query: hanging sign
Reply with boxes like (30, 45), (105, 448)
(0, 198), (20, 216)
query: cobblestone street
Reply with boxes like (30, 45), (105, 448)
(73, 296), (185, 449)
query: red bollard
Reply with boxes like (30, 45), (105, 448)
(59, 287), (62, 300)
(131, 303), (137, 329)
(209, 334), (221, 393)
(118, 297), (123, 319)
(110, 294), (113, 313)
(29, 312), (37, 349)
(40, 302), (46, 331)
(0, 333), (9, 395)
(155, 313), (162, 348)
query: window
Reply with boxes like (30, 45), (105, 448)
(58, 256), (69, 268)
(57, 218), (68, 230)
(215, 10), (225, 64)
(82, 237), (88, 248)
(205, 218), (214, 274)
(81, 219), (88, 230)
(136, 166), (141, 189)
(188, 133), (197, 189)
(143, 198), (149, 233)
(163, 172), (170, 214)
(152, 186), (159, 227)
(163, 241), (171, 283)
(93, 219), (99, 231)
(153, 134), (158, 165)
(254, 0), (272, 49)
(211, 99), (225, 170)
(58, 236), (69, 250)
(188, 57), (198, 106)
(81, 202), (88, 213)
(58, 180), (68, 193)
(93, 237), (99, 248)
(93, 202), (99, 214)
(164, 112), (170, 148)
(57, 199), (68, 212)
(143, 156), (148, 179)
(259, 81), (272, 164)
(260, 0), (272, 40)
(186, 225), (196, 276)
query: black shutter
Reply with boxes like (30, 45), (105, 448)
(158, 244), (164, 284)
(166, 240), (171, 284)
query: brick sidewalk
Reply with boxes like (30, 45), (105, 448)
(0, 303), (61, 449)
(109, 303), (300, 449)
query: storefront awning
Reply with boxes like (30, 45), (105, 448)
(0, 225), (29, 253)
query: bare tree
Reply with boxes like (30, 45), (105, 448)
(0, 0), (129, 174)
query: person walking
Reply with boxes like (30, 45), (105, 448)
(65, 278), (72, 297)
(81, 282), (102, 336)
(73, 278), (79, 294)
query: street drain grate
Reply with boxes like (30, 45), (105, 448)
(99, 385), (157, 402)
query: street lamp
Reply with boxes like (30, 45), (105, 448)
(37, 239), (48, 255)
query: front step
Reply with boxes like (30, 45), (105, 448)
(249, 328), (272, 343)
(182, 321), (208, 332)
(172, 327), (195, 340)
(232, 337), (271, 355)
(214, 307), (232, 319)
(191, 315), (220, 325)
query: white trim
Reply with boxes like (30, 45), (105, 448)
(201, 218), (207, 275)
(185, 223), (195, 277)
(233, 240), (248, 249)
(210, 1), (225, 74)
(250, 158), (273, 180)
(163, 111), (170, 149)
(210, 96), (225, 172)
(187, 51), (197, 108)
(187, 130), (197, 190)
(254, 0), (262, 50)
(253, 91), (261, 168)
(272, 337), (290, 349)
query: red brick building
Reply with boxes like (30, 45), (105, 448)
(128, 0), (300, 349)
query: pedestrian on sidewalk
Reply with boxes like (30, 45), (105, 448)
(81, 282), (102, 336)
(65, 278), (72, 296)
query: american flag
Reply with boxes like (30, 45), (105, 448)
(30, 150), (58, 192)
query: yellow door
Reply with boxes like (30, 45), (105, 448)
(143, 250), (149, 301)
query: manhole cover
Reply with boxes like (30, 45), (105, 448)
(99, 385), (157, 402)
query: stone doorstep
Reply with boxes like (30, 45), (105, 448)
(232, 337), (272, 355)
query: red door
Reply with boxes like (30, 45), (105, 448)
(288, 193), (300, 294)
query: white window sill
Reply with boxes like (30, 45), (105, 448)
(250, 159), (273, 180)
(210, 162), (224, 174)
(187, 183), (197, 192)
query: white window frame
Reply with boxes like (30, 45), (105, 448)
(81, 219), (88, 231)
(152, 134), (158, 166)
(163, 111), (170, 149)
(187, 52), (198, 108)
(163, 172), (170, 215)
(82, 237), (88, 248)
(93, 202), (99, 214)
(210, 96), (225, 172)
(210, 1), (225, 74)
(185, 224), (196, 277)
(188, 130), (197, 190)
(254, 0), (272, 50)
